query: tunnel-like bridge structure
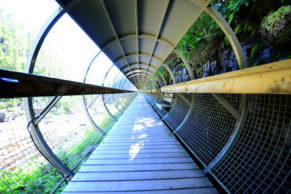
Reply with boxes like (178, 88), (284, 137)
(0, 0), (290, 193)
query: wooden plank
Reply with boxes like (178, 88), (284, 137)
(63, 178), (213, 192)
(101, 139), (177, 143)
(105, 133), (173, 137)
(97, 141), (181, 146)
(85, 157), (193, 165)
(97, 144), (181, 150)
(71, 169), (204, 181)
(97, 144), (184, 150)
(78, 163), (198, 172)
(0, 69), (133, 98)
(63, 95), (216, 193)
(91, 148), (185, 154)
(161, 59), (291, 94)
(104, 134), (173, 138)
(108, 130), (170, 133)
(88, 152), (189, 159)
(106, 134), (175, 141)
(62, 188), (218, 194)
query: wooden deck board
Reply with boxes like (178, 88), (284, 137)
(63, 95), (217, 193)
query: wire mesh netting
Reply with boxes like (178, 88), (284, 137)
(0, 99), (64, 193)
(211, 94), (290, 193)
(144, 92), (290, 193)
(163, 94), (191, 131)
(176, 94), (241, 166)
(32, 96), (102, 170)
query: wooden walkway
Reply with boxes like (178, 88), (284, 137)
(63, 95), (217, 193)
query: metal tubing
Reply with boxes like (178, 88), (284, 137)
(82, 51), (105, 134)
(173, 94), (195, 134)
(34, 96), (62, 125)
(100, 0), (138, 85)
(212, 94), (241, 120)
(86, 95), (101, 109)
(110, 72), (124, 114)
(24, 2), (82, 177)
(102, 64), (117, 121)
(204, 95), (247, 174)
(174, 49), (194, 80)
(205, 6), (247, 69)
(161, 63), (176, 120)
(26, 98), (74, 177)
(177, 93), (191, 106)
(157, 71), (167, 87)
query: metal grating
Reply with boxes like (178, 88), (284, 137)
(144, 93), (167, 118)
(144, 94), (155, 106)
(176, 94), (241, 165)
(164, 94), (190, 131)
(211, 94), (291, 193)
(152, 93), (167, 118)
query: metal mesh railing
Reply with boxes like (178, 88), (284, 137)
(0, 99), (65, 193)
(33, 96), (101, 169)
(211, 94), (290, 193)
(177, 94), (241, 165)
(0, 93), (136, 193)
(144, 92), (290, 193)
(163, 94), (191, 131)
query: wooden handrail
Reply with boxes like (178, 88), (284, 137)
(160, 59), (291, 94)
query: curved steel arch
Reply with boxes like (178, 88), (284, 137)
(121, 63), (157, 75)
(103, 33), (174, 51)
(162, 63), (176, 85)
(121, 62), (155, 70)
(24, 1), (86, 178)
(113, 77), (127, 107)
(125, 69), (155, 77)
(103, 34), (173, 54)
(142, 3), (246, 86)
(128, 72), (152, 81)
(114, 53), (163, 65)
(82, 51), (105, 134)
(155, 4), (248, 180)
(108, 72), (125, 114)
(174, 49), (194, 80)
(157, 71), (167, 87)
(101, 64), (118, 122)
(205, 7), (247, 69)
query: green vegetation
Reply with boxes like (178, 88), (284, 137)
(177, 0), (256, 57)
(261, 6), (291, 32)
(261, 5), (291, 48)
(163, 0), (290, 80)
(0, 10), (31, 72)
(0, 128), (102, 193)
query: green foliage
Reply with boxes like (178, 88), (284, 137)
(0, 128), (102, 193)
(261, 5), (291, 32)
(0, 160), (62, 193)
(0, 98), (22, 110)
(0, 10), (32, 72)
(177, 0), (256, 63)
(260, 5), (291, 48)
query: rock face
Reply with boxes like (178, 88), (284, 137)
(260, 6), (291, 48)
(0, 112), (6, 122)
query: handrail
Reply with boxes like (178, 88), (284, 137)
(161, 59), (291, 94)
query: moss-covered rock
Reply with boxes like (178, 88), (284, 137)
(260, 5), (291, 48)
